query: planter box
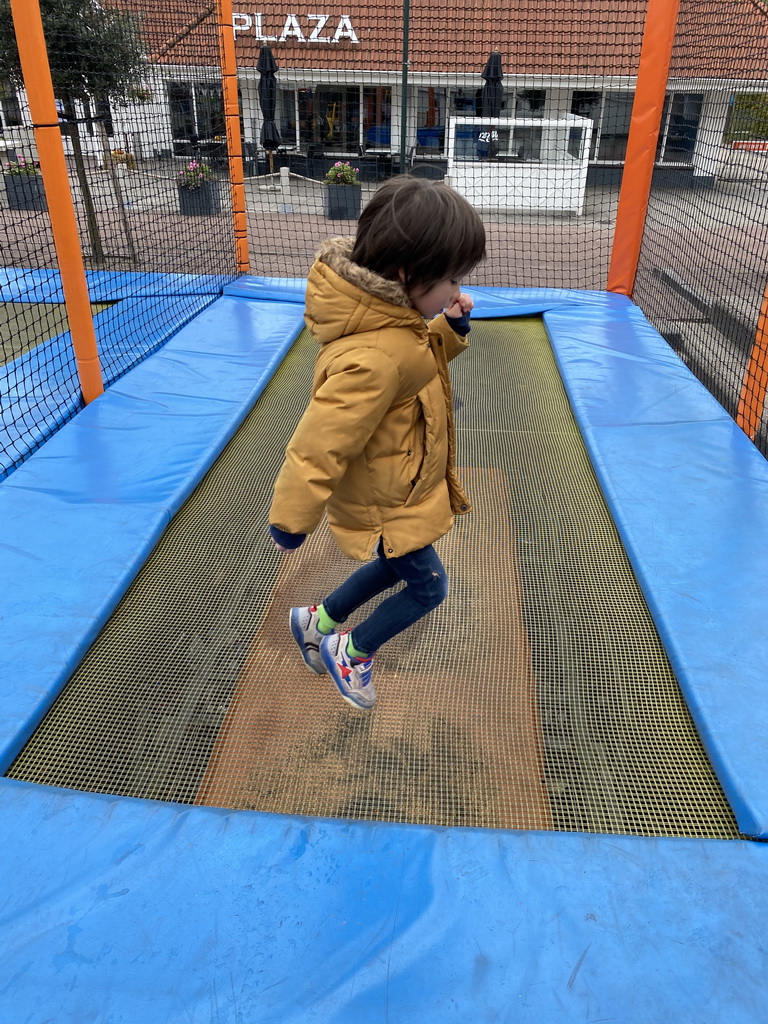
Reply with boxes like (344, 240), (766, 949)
(177, 181), (221, 216)
(4, 174), (47, 212)
(323, 184), (362, 220)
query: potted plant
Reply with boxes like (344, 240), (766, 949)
(323, 161), (362, 220)
(176, 159), (220, 216)
(3, 157), (47, 211)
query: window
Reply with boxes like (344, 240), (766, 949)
(167, 83), (195, 141)
(515, 90), (546, 117)
(166, 82), (224, 142)
(571, 90), (602, 159)
(0, 87), (23, 129)
(364, 87), (391, 149)
(278, 88), (296, 146)
(658, 93), (702, 164)
(194, 84), (225, 140)
(416, 88), (444, 154)
(597, 91), (634, 162)
(298, 86), (359, 151)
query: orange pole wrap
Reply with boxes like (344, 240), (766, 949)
(217, 0), (250, 274)
(736, 283), (768, 439)
(9, 0), (104, 404)
(606, 0), (681, 297)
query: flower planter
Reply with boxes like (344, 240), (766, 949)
(177, 180), (221, 216)
(323, 184), (362, 220)
(4, 174), (47, 212)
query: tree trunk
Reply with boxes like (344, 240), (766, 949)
(97, 118), (139, 267)
(63, 93), (105, 264)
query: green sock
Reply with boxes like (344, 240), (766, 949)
(346, 635), (370, 660)
(316, 603), (337, 635)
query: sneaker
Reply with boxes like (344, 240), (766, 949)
(320, 631), (377, 710)
(289, 605), (327, 675)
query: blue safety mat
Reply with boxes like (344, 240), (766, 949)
(0, 776), (765, 1024)
(0, 294), (306, 769)
(545, 298), (768, 837)
(1, 294), (217, 479)
(1, 267), (232, 302)
(223, 274), (623, 318)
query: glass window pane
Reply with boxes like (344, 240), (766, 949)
(516, 90), (546, 116)
(167, 82), (195, 141)
(364, 86), (392, 149)
(571, 90), (602, 159)
(194, 84), (225, 140)
(301, 87), (359, 152)
(278, 88), (296, 145)
(597, 91), (634, 161)
(416, 88), (444, 153)
(661, 93), (702, 164)
(0, 90), (23, 129)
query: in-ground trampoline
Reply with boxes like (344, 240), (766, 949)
(1, 273), (768, 1022)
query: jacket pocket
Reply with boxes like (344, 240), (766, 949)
(404, 385), (446, 506)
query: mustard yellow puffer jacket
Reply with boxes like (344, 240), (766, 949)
(269, 237), (471, 561)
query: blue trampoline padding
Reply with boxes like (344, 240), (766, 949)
(1, 294), (217, 480)
(0, 267), (231, 302)
(222, 275), (618, 320)
(224, 273), (308, 303)
(544, 297), (768, 837)
(0, 776), (766, 1024)
(0, 295), (305, 770)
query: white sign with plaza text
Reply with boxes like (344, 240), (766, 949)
(232, 12), (359, 44)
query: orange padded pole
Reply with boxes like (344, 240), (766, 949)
(607, 0), (681, 296)
(736, 282), (768, 439)
(217, 0), (250, 274)
(9, 0), (103, 403)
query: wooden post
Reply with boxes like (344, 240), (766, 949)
(9, 0), (104, 403)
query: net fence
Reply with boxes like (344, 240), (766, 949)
(5, 1), (768, 470)
(223, 0), (646, 286)
(0, 0), (238, 478)
(634, 0), (768, 457)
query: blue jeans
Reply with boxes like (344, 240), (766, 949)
(322, 541), (448, 655)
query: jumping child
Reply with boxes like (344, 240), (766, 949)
(269, 175), (486, 709)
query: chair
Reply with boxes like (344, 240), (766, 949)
(390, 146), (416, 176)
(305, 143), (325, 180)
(356, 144), (380, 182)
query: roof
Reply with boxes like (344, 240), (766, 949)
(107, 0), (768, 82)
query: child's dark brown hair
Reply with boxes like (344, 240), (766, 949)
(350, 176), (486, 289)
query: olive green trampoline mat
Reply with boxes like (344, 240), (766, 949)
(6, 318), (740, 838)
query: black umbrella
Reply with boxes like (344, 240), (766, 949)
(257, 44), (281, 175)
(478, 51), (503, 159)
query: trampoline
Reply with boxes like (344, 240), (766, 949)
(1, 276), (768, 1022)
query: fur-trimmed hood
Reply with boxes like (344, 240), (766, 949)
(304, 236), (425, 345)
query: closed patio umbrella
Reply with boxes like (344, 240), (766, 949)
(478, 51), (503, 159)
(257, 44), (281, 176)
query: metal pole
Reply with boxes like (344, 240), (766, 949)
(9, 0), (104, 403)
(398, 0), (411, 175)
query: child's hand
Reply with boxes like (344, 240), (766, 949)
(445, 293), (474, 319)
(272, 538), (291, 552)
